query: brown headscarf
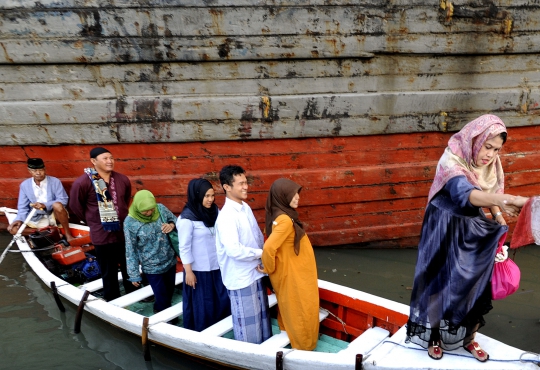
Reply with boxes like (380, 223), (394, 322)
(265, 178), (306, 255)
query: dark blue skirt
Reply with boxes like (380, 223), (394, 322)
(182, 269), (231, 332)
(406, 191), (507, 350)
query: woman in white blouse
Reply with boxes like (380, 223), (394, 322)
(177, 178), (231, 331)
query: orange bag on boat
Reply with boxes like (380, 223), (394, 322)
(51, 246), (86, 265)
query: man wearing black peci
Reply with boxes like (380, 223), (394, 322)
(69, 147), (136, 301)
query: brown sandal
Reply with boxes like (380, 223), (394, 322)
(428, 340), (443, 360)
(464, 341), (489, 362)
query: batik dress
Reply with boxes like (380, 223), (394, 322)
(124, 203), (177, 312)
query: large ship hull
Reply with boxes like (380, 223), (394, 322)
(2, 1), (540, 247)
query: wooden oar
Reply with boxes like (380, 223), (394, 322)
(0, 207), (37, 265)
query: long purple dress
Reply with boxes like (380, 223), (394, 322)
(406, 176), (507, 350)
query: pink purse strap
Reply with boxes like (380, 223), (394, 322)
(496, 232), (508, 254)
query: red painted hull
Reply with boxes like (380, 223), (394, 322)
(3, 127), (540, 247)
(319, 287), (407, 341)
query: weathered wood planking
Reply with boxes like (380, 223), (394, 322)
(1, 2), (538, 63)
(0, 0), (536, 7)
(3, 61), (540, 101)
(2, 126), (539, 247)
(2, 2), (540, 145)
(2, 54), (540, 84)
(2, 94), (539, 145)
(2, 6), (537, 38)
(2, 52), (540, 145)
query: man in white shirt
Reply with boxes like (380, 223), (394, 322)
(8, 158), (73, 241)
(215, 165), (272, 344)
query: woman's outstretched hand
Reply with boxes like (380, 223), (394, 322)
(507, 195), (529, 208)
(471, 190), (523, 217)
(496, 196), (518, 217)
(498, 195), (529, 217)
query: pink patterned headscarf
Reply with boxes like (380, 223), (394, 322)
(427, 114), (507, 203)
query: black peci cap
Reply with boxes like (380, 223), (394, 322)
(27, 158), (45, 169)
(90, 147), (111, 159)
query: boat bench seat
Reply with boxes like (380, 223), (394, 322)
(259, 308), (329, 348)
(109, 272), (183, 308)
(80, 272), (123, 292)
(339, 326), (389, 355)
(149, 303), (183, 325)
(201, 294), (278, 337)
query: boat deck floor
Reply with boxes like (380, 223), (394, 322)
(120, 281), (351, 354)
(363, 326), (539, 369)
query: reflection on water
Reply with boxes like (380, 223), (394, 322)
(0, 233), (219, 370)
(1, 232), (539, 369)
(315, 246), (540, 353)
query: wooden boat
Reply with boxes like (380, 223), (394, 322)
(2, 1), (540, 248)
(2, 207), (537, 369)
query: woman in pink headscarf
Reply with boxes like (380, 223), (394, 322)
(406, 114), (524, 362)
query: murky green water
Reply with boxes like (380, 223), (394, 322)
(1, 232), (539, 369)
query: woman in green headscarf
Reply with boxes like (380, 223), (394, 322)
(124, 190), (178, 314)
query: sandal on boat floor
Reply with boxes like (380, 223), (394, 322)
(428, 340), (443, 360)
(464, 341), (489, 362)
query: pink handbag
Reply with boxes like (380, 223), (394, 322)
(491, 233), (521, 300)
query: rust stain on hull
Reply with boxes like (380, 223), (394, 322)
(0, 42), (14, 63)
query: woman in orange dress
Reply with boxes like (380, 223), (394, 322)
(257, 178), (319, 350)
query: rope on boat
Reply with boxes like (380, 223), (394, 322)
(9, 245), (58, 252)
(520, 351), (540, 365)
(47, 283), (101, 300)
(319, 307), (348, 335)
(147, 317), (179, 329)
(84, 297), (103, 303)
(380, 340), (540, 365)
(147, 321), (162, 330)
(53, 282), (70, 288)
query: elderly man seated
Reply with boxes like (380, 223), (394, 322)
(7, 158), (74, 241)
